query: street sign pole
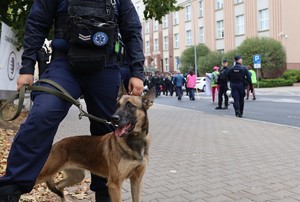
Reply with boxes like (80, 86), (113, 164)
(256, 68), (259, 88)
(253, 54), (261, 88)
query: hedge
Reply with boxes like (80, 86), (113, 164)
(257, 78), (294, 88)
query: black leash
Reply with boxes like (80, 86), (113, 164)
(0, 79), (115, 126)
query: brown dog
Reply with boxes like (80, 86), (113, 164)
(35, 85), (155, 202)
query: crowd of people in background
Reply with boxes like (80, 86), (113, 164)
(144, 54), (256, 118)
(144, 70), (189, 100)
(144, 71), (180, 98)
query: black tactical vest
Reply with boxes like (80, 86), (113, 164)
(54, 0), (119, 73)
(67, 0), (117, 47)
(230, 65), (245, 82)
(55, 0), (117, 47)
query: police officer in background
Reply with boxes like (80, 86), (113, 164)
(215, 59), (230, 110)
(227, 55), (252, 118)
(0, 0), (145, 201)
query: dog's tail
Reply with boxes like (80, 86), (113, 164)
(46, 179), (64, 198)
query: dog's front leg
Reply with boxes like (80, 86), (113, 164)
(130, 165), (146, 202)
(107, 177), (122, 202)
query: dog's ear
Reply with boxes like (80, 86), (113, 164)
(142, 87), (156, 110)
(117, 84), (128, 101)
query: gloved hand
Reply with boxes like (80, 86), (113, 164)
(226, 90), (231, 97)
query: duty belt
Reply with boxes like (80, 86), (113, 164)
(51, 51), (118, 63)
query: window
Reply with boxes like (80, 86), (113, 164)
(164, 58), (169, 71)
(215, 0), (223, 10)
(145, 21), (150, 34)
(235, 15), (244, 35)
(199, 27), (204, 43)
(198, 0), (203, 17)
(185, 5), (192, 21)
(174, 11), (179, 25)
(216, 20), (224, 38)
(217, 49), (224, 54)
(186, 30), (192, 45)
(145, 41), (150, 53)
(174, 33), (179, 48)
(153, 21), (158, 31)
(234, 0), (243, 4)
(163, 16), (168, 28)
(259, 9), (269, 31)
(163, 36), (168, 50)
(154, 39), (159, 51)
(175, 56), (180, 69)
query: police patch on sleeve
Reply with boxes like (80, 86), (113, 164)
(93, 32), (108, 46)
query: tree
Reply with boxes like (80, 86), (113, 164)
(197, 51), (223, 75)
(237, 37), (286, 78)
(179, 44), (210, 75)
(143, 0), (181, 23)
(0, 0), (33, 49)
(0, 0), (11, 25)
(223, 49), (238, 66)
(0, 0), (180, 48)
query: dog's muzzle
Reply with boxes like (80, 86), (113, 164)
(112, 114), (135, 137)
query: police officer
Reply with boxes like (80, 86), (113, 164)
(227, 55), (252, 117)
(215, 59), (229, 110)
(0, 0), (145, 201)
(150, 72), (162, 97)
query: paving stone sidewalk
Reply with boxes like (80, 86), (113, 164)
(55, 97), (300, 201)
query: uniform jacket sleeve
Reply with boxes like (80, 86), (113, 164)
(20, 0), (61, 74)
(117, 0), (145, 81)
(226, 67), (232, 82)
(244, 67), (253, 86)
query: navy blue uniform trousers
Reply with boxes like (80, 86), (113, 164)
(0, 57), (120, 194)
(231, 82), (245, 114)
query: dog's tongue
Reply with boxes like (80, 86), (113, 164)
(114, 124), (131, 137)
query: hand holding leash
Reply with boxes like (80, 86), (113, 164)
(17, 74), (34, 92)
(128, 77), (144, 96)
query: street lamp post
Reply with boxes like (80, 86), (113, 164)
(194, 40), (197, 76)
(193, 3), (198, 77)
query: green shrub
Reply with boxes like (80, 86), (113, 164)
(197, 51), (224, 75)
(180, 44), (210, 75)
(282, 70), (300, 82)
(223, 49), (238, 67)
(258, 78), (294, 88)
(236, 37), (286, 79)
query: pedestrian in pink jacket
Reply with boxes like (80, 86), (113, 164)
(186, 70), (197, 100)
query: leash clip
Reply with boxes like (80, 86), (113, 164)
(106, 121), (118, 127)
(78, 104), (84, 120)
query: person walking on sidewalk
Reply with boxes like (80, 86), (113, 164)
(150, 72), (162, 97)
(0, 0), (145, 201)
(227, 55), (252, 117)
(173, 70), (186, 100)
(210, 66), (220, 103)
(246, 65), (257, 100)
(186, 70), (197, 100)
(215, 59), (230, 110)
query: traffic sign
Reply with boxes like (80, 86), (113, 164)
(253, 54), (261, 69)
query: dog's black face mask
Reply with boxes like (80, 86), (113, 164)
(112, 100), (137, 137)
(112, 85), (156, 138)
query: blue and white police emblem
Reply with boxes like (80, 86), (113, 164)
(93, 32), (108, 46)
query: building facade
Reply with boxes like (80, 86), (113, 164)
(133, 0), (300, 73)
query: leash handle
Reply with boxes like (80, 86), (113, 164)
(0, 85), (26, 121)
(0, 79), (114, 126)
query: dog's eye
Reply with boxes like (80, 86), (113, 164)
(126, 102), (135, 109)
